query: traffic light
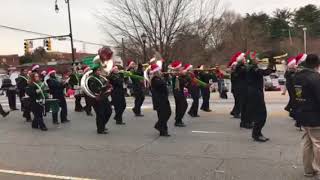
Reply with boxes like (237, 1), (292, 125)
(24, 40), (30, 54)
(45, 38), (52, 51)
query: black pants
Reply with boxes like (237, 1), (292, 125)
(19, 94), (31, 120)
(201, 87), (210, 110)
(93, 98), (112, 133)
(133, 90), (145, 115)
(0, 104), (6, 115)
(84, 95), (93, 115)
(231, 90), (241, 116)
(52, 97), (68, 123)
(112, 93), (126, 122)
(31, 103), (46, 129)
(247, 89), (267, 138)
(7, 90), (17, 110)
(188, 86), (200, 116)
(155, 100), (171, 133)
(74, 95), (83, 111)
(240, 91), (250, 126)
(286, 87), (296, 118)
(173, 90), (188, 123)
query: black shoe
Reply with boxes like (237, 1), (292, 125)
(253, 136), (269, 142)
(154, 124), (160, 131)
(40, 127), (48, 131)
(97, 130), (108, 134)
(86, 112), (93, 116)
(240, 124), (253, 129)
(10, 108), (19, 111)
(160, 131), (171, 137)
(75, 109), (83, 112)
(233, 114), (241, 119)
(116, 121), (126, 125)
(175, 122), (186, 127)
(61, 120), (70, 123)
(53, 121), (60, 125)
(202, 109), (212, 112)
(2, 111), (9, 117)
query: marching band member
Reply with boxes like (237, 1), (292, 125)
(109, 65), (126, 125)
(46, 68), (70, 124)
(127, 60), (145, 117)
(83, 65), (93, 116)
(198, 65), (217, 112)
(26, 72), (47, 131)
(31, 64), (40, 73)
(40, 70), (47, 82)
(187, 65), (201, 118)
(245, 51), (275, 142)
(150, 64), (171, 137)
(171, 61), (188, 127)
(88, 64), (112, 134)
(15, 68), (31, 122)
(69, 67), (84, 112)
(283, 57), (297, 119)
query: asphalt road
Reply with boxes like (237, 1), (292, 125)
(0, 92), (310, 180)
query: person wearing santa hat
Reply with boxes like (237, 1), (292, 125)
(283, 57), (298, 120)
(46, 68), (70, 124)
(127, 59), (145, 117)
(171, 62), (189, 127)
(15, 68), (31, 122)
(150, 64), (171, 137)
(87, 64), (113, 134)
(31, 64), (40, 73)
(198, 65), (217, 113)
(109, 65), (126, 125)
(187, 64), (201, 118)
(229, 52), (246, 119)
(40, 70), (47, 82)
(69, 67), (84, 112)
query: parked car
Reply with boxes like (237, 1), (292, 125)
(264, 74), (281, 91)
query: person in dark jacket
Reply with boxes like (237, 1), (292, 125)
(294, 54), (320, 178)
(88, 65), (112, 134)
(198, 65), (217, 112)
(245, 57), (275, 142)
(2, 77), (17, 111)
(26, 73), (47, 131)
(283, 57), (297, 119)
(16, 69), (31, 121)
(69, 68), (84, 112)
(188, 70), (200, 118)
(109, 65), (126, 125)
(150, 64), (171, 137)
(171, 62), (189, 127)
(127, 60), (145, 117)
(46, 68), (70, 124)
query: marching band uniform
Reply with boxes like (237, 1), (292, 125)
(26, 73), (47, 131)
(150, 64), (171, 137)
(187, 71), (200, 117)
(170, 61), (188, 127)
(88, 65), (112, 134)
(109, 66), (126, 125)
(15, 69), (31, 121)
(46, 68), (69, 124)
(284, 57), (297, 119)
(69, 69), (84, 112)
(127, 61), (145, 117)
(245, 55), (275, 142)
(198, 65), (217, 112)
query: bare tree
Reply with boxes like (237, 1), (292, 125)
(97, 0), (224, 63)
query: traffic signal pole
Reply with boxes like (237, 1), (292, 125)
(66, 0), (75, 66)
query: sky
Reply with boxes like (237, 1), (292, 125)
(0, 0), (319, 56)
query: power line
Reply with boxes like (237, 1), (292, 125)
(0, 24), (108, 47)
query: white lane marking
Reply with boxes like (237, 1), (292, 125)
(0, 169), (96, 180)
(192, 131), (225, 134)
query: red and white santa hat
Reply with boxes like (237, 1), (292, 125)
(182, 64), (193, 72)
(296, 53), (307, 65)
(126, 59), (135, 69)
(168, 60), (182, 70)
(31, 64), (40, 71)
(82, 65), (90, 73)
(287, 57), (297, 68)
(198, 65), (204, 70)
(41, 70), (47, 76)
(228, 52), (245, 68)
(150, 64), (161, 74)
(47, 67), (56, 76)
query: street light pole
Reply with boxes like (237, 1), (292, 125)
(141, 33), (147, 64)
(55, 0), (75, 65)
(303, 27), (307, 54)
